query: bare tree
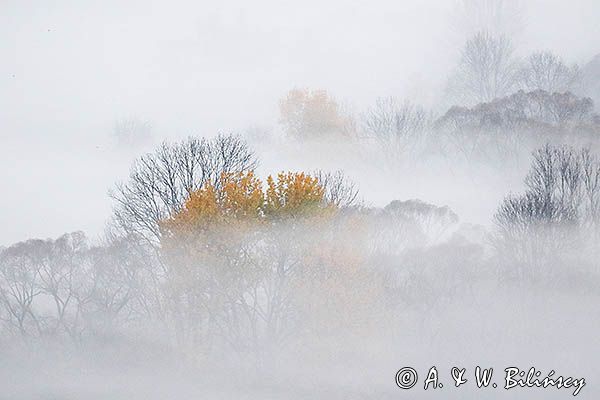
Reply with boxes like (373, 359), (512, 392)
(0, 243), (43, 337)
(37, 232), (88, 337)
(518, 51), (580, 93)
(110, 134), (258, 245)
(447, 31), (520, 105)
(0, 232), (163, 341)
(362, 97), (429, 154)
(314, 170), (360, 208)
(77, 238), (153, 336)
(0, 233), (90, 338)
(494, 144), (600, 282)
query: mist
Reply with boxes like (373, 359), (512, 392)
(1, 1), (600, 399)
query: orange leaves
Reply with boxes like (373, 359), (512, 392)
(266, 172), (326, 217)
(160, 172), (262, 237)
(160, 184), (219, 238)
(160, 171), (333, 241)
(220, 171), (264, 220)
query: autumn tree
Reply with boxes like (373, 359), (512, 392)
(265, 172), (328, 218)
(279, 88), (354, 139)
(110, 134), (258, 245)
(157, 171), (265, 353)
(158, 170), (376, 355)
(158, 171), (327, 353)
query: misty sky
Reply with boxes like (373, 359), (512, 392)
(2, 0), (600, 245)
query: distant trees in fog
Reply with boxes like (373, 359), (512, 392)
(271, 44), (595, 167)
(494, 144), (600, 283)
(446, 27), (583, 107)
(361, 97), (430, 156)
(371, 199), (459, 255)
(435, 89), (600, 164)
(438, 90), (598, 131)
(0, 232), (154, 339)
(446, 31), (520, 106)
(367, 200), (478, 316)
(517, 52), (580, 94)
(279, 88), (355, 139)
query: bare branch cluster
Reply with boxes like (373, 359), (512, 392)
(518, 51), (580, 93)
(494, 144), (600, 281)
(110, 134), (258, 244)
(447, 31), (520, 105)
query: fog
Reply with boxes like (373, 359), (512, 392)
(1, 1), (600, 399)
(3, 0), (600, 244)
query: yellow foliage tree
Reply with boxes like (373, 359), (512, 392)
(161, 171), (332, 236)
(160, 171), (264, 237)
(265, 172), (327, 218)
